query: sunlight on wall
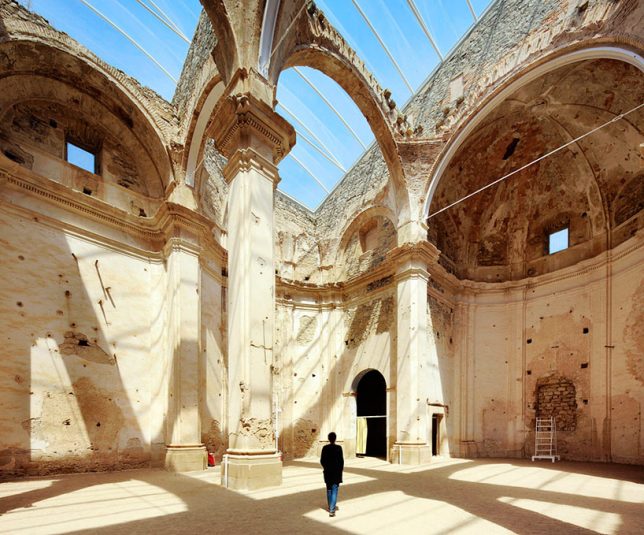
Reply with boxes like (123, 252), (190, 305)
(31, 337), (90, 452)
(498, 497), (621, 534)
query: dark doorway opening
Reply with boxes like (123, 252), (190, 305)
(356, 370), (387, 458)
(431, 414), (442, 455)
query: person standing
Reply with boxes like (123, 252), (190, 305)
(320, 432), (344, 517)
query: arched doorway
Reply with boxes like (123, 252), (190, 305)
(355, 370), (387, 458)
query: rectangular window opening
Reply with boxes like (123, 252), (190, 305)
(66, 141), (96, 174)
(548, 227), (569, 254)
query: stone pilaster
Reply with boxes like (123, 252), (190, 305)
(163, 214), (207, 471)
(391, 243), (439, 464)
(212, 89), (295, 489)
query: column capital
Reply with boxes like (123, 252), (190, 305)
(211, 90), (295, 166)
(222, 147), (280, 186)
(389, 241), (440, 279)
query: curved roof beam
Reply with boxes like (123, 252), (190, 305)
(293, 66), (368, 149)
(294, 128), (347, 173)
(290, 154), (331, 194)
(199, 0), (239, 83)
(406, 0), (443, 61)
(77, 0), (177, 83)
(134, 0), (191, 43)
(466, 0), (478, 21)
(350, 0), (414, 94)
(277, 102), (346, 171)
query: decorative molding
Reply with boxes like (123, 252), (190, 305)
(0, 163), (227, 264)
(210, 89), (295, 165)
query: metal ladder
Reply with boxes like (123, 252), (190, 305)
(531, 416), (560, 462)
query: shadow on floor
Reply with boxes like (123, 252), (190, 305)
(0, 458), (642, 534)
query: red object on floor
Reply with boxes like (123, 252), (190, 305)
(207, 452), (215, 467)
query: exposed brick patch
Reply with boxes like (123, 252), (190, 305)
(536, 376), (577, 431)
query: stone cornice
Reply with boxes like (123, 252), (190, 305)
(389, 241), (440, 278)
(209, 78), (295, 164)
(276, 241), (441, 305)
(0, 161), (227, 264)
(277, 233), (643, 310)
(436, 230), (644, 300)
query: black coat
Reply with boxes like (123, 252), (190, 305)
(320, 443), (344, 485)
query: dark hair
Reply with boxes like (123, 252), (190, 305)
(328, 432), (336, 443)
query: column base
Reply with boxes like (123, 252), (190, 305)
(164, 445), (207, 472)
(391, 443), (432, 465)
(221, 451), (282, 490)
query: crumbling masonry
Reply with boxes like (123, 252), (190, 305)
(0, 0), (642, 489)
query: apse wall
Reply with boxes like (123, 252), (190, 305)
(441, 233), (643, 463)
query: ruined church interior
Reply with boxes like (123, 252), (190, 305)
(0, 0), (642, 532)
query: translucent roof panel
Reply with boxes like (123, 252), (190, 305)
(18, 0), (493, 211)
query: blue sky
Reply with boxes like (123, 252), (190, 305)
(19, 0), (491, 210)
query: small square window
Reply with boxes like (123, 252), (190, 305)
(548, 227), (568, 254)
(66, 142), (96, 174)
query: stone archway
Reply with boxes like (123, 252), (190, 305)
(355, 369), (387, 458)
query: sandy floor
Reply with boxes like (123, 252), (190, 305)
(0, 457), (642, 534)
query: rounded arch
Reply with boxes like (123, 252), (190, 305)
(337, 206), (398, 255)
(0, 39), (174, 193)
(422, 45), (644, 219)
(275, 46), (410, 225)
(183, 78), (226, 189)
(350, 367), (385, 393)
(352, 369), (387, 458)
(258, 0), (281, 76)
(199, 0), (239, 83)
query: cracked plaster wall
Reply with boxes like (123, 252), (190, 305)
(456, 236), (644, 463)
(200, 266), (226, 461)
(0, 208), (162, 476)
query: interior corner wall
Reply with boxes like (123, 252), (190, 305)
(275, 303), (336, 459)
(340, 292), (395, 459)
(275, 288), (396, 460)
(458, 238), (644, 463)
(0, 206), (159, 475)
(426, 291), (459, 456)
(200, 264), (226, 460)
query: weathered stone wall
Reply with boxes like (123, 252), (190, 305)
(338, 215), (397, 281)
(200, 265), (226, 461)
(274, 280), (396, 460)
(274, 304), (329, 459)
(274, 190), (318, 282)
(0, 208), (160, 476)
(0, 94), (164, 205)
(536, 377), (577, 431)
(452, 232), (644, 463)
(173, 11), (217, 135)
(314, 148), (394, 267)
(199, 141), (229, 228)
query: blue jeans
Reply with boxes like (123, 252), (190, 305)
(326, 483), (339, 512)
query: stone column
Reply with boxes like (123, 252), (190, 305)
(391, 243), (439, 464)
(213, 91), (294, 489)
(164, 212), (207, 471)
